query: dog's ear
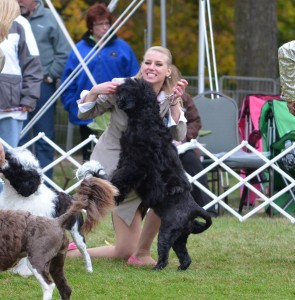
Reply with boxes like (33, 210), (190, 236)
(11, 169), (41, 197)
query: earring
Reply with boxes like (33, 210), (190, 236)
(166, 75), (172, 79)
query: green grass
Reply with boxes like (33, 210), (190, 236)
(1, 216), (295, 299)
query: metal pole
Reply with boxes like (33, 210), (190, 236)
(206, 0), (219, 92)
(146, 0), (154, 50)
(160, 0), (167, 47)
(44, 0), (96, 86)
(198, 0), (206, 94)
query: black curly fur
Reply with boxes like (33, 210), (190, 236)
(111, 78), (212, 270)
(1, 151), (41, 197)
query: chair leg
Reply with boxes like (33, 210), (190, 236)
(238, 185), (249, 214)
(268, 167), (274, 217)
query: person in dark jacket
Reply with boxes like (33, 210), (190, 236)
(18, 0), (71, 178)
(61, 3), (139, 161)
(179, 93), (217, 216)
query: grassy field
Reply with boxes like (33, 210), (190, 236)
(1, 215), (295, 300)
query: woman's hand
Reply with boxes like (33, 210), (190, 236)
(169, 79), (188, 123)
(287, 101), (295, 116)
(84, 81), (119, 103)
(172, 79), (188, 97)
(22, 106), (32, 112)
(0, 142), (5, 165)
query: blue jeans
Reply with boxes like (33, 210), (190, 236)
(19, 82), (56, 179)
(0, 117), (23, 147)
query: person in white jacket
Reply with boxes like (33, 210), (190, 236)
(0, 0), (20, 71)
(0, 15), (42, 148)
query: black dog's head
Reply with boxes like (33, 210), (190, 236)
(116, 78), (159, 116)
(0, 148), (42, 197)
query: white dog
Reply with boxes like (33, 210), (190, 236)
(0, 175), (117, 300)
(0, 147), (107, 276)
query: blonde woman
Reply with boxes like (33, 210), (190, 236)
(0, 0), (20, 41)
(0, 0), (20, 168)
(68, 46), (188, 266)
(0, 0), (20, 71)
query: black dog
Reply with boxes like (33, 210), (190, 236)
(111, 78), (212, 270)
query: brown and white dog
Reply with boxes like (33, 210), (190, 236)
(0, 176), (117, 300)
(0, 147), (108, 276)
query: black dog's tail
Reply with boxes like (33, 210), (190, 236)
(58, 177), (118, 234)
(192, 207), (212, 234)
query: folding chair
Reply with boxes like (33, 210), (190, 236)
(260, 99), (295, 215)
(239, 94), (281, 151)
(238, 94), (281, 207)
(194, 91), (272, 215)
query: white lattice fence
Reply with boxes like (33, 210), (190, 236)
(1, 135), (295, 223)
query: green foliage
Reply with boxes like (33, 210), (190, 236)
(2, 216), (295, 299)
(278, 0), (295, 47)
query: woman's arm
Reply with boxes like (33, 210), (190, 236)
(78, 81), (119, 120)
(169, 79), (188, 123)
(83, 81), (119, 103)
(167, 79), (188, 141)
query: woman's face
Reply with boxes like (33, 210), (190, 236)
(141, 50), (171, 92)
(92, 18), (110, 41)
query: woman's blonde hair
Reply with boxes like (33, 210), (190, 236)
(136, 46), (180, 95)
(0, 0), (20, 42)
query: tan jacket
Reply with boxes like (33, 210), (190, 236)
(78, 94), (187, 174)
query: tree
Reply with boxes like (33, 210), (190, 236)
(235, 0), (278, 79)
(51, 0), (292, 79)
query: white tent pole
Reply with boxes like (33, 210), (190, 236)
(206, 0), (219, 92)
(202, 2), (213, 92)
(44, 0), (96, 86)
(200, 0), (214, 94)
(21, 0), (144, 137)
(108, 0), (120, 12)
(198, 0), (206, 94)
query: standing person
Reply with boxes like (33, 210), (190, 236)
(0, 15), (42, 148)
(0, 0), (21, 193)
(0, 0), (20, 70)
(178, 92), (217, 216)
(67, 46), (188, 266)
(17, 0), (71, 178)
(278, 41), (295, 115)
(61, 3), (139, 162)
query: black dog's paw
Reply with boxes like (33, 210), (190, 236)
(177, 259), (191, 271)
(153, 261), (168, 271)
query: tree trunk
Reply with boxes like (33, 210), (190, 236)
(235, 0), (278, 79)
